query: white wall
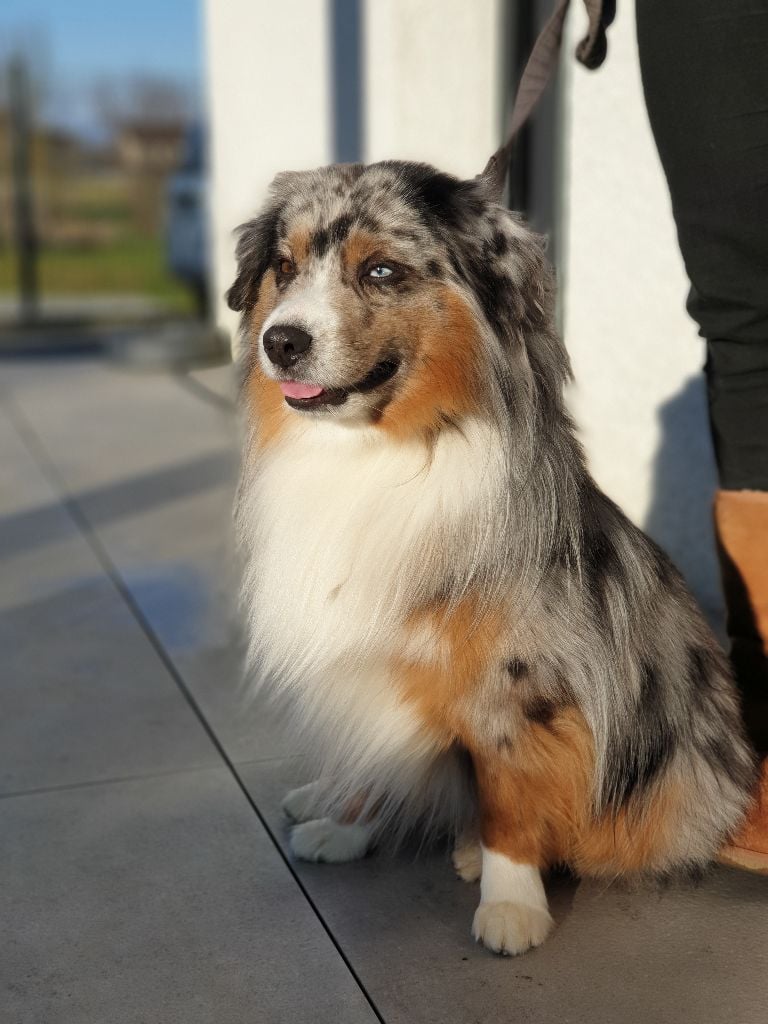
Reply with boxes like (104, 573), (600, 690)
(205, 0), (722, 620)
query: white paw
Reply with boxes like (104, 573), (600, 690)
(282, 781), (324, 824)
(472, 900), (554, 956)
(289, 818), (371, 863)
(452, 838), (482, 882)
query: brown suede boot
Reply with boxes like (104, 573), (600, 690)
(714, 490), (768, 873)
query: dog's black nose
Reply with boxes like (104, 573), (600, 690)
(263, 324), (313, 368)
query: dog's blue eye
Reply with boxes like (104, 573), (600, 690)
(368, 265), (393, 279)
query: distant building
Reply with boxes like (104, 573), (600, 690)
(116, 121), (186, 174)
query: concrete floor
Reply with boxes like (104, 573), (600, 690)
(1, 355), (766, 1024)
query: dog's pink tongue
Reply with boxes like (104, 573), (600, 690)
(279, 381), (324, 400)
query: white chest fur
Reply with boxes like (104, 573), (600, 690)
(237, 416), (506, 792)
(240, 418), (502, 671)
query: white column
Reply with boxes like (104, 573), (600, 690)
(204, 0), (334, 343)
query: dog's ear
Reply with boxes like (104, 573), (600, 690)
(226, 204), (281, 312)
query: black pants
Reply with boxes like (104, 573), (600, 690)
(636, 0), (768, 491)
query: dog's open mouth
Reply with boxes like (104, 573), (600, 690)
(280, 358), (400, 410)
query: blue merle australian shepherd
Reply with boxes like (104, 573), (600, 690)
(228, 160), (755, 956)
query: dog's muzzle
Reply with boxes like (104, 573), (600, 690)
(263, 324), (313, 369)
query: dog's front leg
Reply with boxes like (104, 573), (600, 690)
(282, 779), (327, 824)
(289, 817), (372, 863)
(283, 781), (374, 864)
(470, 754), (554, 956)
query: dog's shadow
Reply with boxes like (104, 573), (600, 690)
(545, 865), (580, 926)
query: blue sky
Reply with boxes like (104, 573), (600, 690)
(2, 0), (202, 134)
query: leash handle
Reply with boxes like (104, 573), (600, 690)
(481, 0), (615, 200)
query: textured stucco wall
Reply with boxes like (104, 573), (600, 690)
(205, 1), (333, 347)
(362, 1), (502, 174)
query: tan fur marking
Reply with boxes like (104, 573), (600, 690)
(473, 708), (594, 869)
(243, 273), (289, 449)
(341, 231), (484, 437)
(378, 287), (482, 439)
(287, 226), (311, 263)
(574, 782), (683, 876)
(397, 593), (683, 874)
(472, 708), (682, 874)
(341, 229), (380, 273)
(396, 595), (506, 747)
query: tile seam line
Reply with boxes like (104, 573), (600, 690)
(0, 763), (225, 803)
(0, 755), (294, 803)
(3, 392), (386, 1024)
(173, 369), (236, 413)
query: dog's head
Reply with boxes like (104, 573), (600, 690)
(229, 161), (568, 440)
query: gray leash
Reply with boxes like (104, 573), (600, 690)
(481, 0), (615, 201)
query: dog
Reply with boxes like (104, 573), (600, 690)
(228, 160), (755, 956)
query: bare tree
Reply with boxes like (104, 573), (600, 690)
(92, 74), (192, 136)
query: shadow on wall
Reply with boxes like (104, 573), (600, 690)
(644, 374), (725, 634)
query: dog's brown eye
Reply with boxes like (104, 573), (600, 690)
(277, 258), (295, 277)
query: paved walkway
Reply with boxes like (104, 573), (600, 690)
(2, 355), (767, 1024)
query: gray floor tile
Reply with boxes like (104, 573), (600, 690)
(1, 359), (233, 495)
(5, 360), (298, 765)
(243, 757), (768, 1024)
(1, 768), (378, 1024)
(0, 403), (220, 795)
(9, 355), (767, 1024)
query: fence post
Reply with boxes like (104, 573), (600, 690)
(9, 55), (40, 324)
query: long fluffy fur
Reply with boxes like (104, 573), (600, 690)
(232, 161), (755, 873)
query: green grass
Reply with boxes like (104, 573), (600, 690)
(0, 235), (195, 313)
(43, 174), (138, 223)
(0, 171), (197, 314)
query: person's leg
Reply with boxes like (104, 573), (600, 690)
(636, 0), (768, 750)
(636, 0), (768, 869)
